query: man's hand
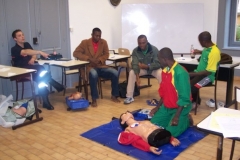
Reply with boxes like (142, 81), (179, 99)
(136, 77), (141, 87)
(40, 51), (49, 59)
(28, 58), (35, 65)
(138, 62), (149, 69)
(149, 146), (162, 155)
(193, 49), (202, 54)
(171, 116), (179, 126)
(89, 57), (100, 65)
(149, 106), (159, 117)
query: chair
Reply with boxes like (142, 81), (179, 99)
(62, 67), (79, 96)
(11, 60), (34, 101)
(194, 66), (219, 115)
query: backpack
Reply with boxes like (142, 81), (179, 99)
(220, 53), (232, 64)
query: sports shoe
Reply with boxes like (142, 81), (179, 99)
(217, 101), (225, 108)
(124, 97), (134, 104)
(206, 99), (215, 108)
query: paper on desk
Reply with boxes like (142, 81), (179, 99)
(215, 116), (240, 138)
(209, 112), (240, 132)
(26, 69), (35, 72)
(0, 68), (10, 72)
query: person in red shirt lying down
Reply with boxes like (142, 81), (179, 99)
(118, 111), (180, 155)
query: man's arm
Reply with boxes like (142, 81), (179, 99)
(148, 46), (161, 71)
(149, 99), (163, 116)
(189, 70), (211, 77)
(97, 40), (109, 65)
(118, 132), (161, 155)
(20, 49), (48, 58)
(73, 41), (90, 61)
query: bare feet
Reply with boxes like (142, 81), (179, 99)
(91, 99), (98, 107)
(170, 138), (180, 147)
(111, 96), (120, 103)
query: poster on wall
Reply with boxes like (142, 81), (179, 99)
(122, 3), (204, 53)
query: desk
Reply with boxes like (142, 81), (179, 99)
(37, 60), (89, 99)
(0, 65), (43, 130)
(197, 108), (240, 160)
(175, 56), (240, 107)
(108, 55), (131, 80)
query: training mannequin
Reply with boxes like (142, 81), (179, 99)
(68, 92), (82, 100)
(118, 112), (180, 155)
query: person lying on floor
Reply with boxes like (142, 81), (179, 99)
(118, 111), (180, 155)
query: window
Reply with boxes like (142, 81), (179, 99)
(228, 0), (240, 47)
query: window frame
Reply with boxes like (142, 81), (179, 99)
(228, 0), (240, 47)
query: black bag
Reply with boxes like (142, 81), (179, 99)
(118, 81), (140, 98)
(220, 53), (232, 64)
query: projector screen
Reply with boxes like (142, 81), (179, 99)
(122, 3), (204, 53)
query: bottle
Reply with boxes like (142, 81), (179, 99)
(190, 45), (195, 59)
(53, 47), (57, 55)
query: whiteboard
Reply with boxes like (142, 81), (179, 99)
(122, 3), (204, 53)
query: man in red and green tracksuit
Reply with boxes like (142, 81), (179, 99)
(150, 47), (192, 138)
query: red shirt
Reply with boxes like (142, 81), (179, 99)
(92, 41), (99, 53)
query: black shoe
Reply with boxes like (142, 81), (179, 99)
(49, 79), (65, 92)
(43, 102), (54, 110)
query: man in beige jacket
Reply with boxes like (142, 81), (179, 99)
(73, 28), (120, 107)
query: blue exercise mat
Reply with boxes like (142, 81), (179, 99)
(81, 114), (207, 160)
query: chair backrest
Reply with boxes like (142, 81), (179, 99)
(118, 48), (132, 69)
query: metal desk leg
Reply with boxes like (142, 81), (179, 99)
(229, 140), (235, 160)
(126, 58), (129, 81)
(217, 136), (223, 160)
(83, 65), (88, 100)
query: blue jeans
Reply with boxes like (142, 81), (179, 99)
(89, 68), (119, 99)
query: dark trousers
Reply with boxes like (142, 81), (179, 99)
(89, 68), (119, 100)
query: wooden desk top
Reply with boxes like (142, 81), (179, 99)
(0, 65), (35, 78)
(108, 55), (130, 60)
(37, 60), (89, 67)
(174, 55), (240, 69)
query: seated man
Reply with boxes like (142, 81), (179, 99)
(73, 27), (120, 107)
(189, 31), (220, 107)
(11, 29), (65, 110)
(150, 47), (192, 138)
(118, 112), (180, 155)
(124, 35), (161, 104)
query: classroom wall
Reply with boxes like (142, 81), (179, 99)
(68, 0), (219, 55)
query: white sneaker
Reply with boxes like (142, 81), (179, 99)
(206, 99), (215, 108)
(217, 101), (225, 108)
(124, 97), (134, 104)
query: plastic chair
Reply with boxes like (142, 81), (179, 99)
(194, 66), (219, 115)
